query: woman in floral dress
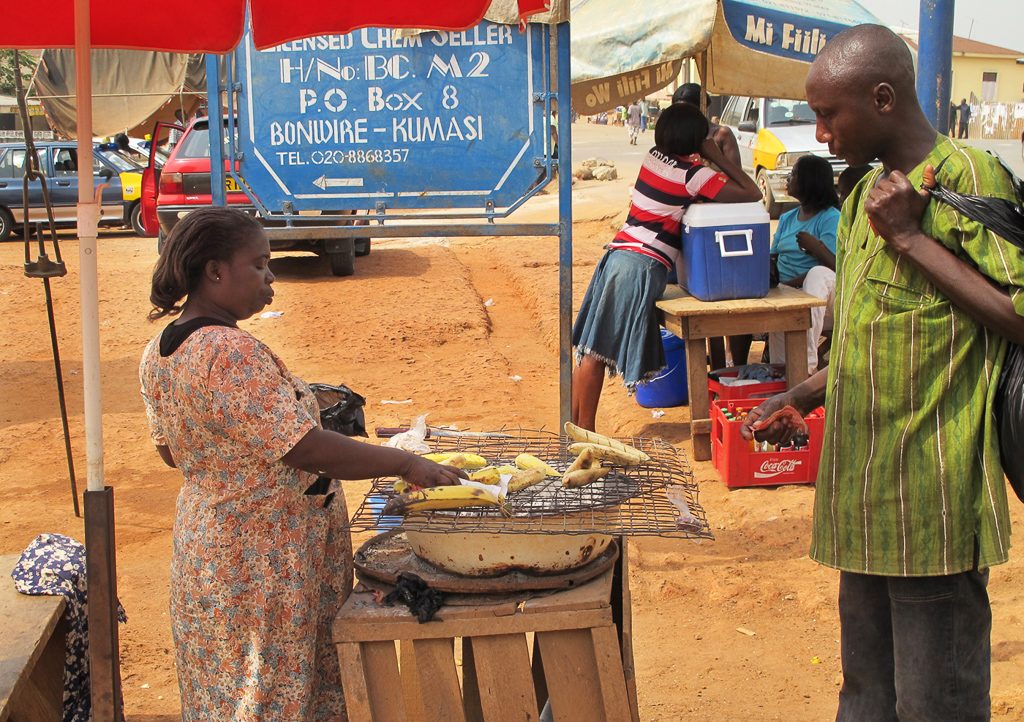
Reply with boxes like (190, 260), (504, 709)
(139, 207), (463, 721)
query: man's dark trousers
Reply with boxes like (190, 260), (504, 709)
(835, 569), (991, 722)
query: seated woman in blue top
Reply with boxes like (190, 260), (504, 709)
(768, 154), (840, 372)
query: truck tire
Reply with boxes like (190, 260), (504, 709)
(328, 247), (355, 277)
(355, 238), (371, 257)
(157, 228), (166, 255)
(756, 169), (783, 219)
(0, 207), (13, 243)
(130, 202), (146, 237)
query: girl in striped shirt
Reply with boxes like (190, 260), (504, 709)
(572, 102), (761, 430)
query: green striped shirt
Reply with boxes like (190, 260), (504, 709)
(811, 135), (1024, 576)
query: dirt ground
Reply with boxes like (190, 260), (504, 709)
(2, 131), (1024, 720)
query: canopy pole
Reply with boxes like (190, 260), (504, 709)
(74, 0), (123, 718)
(697, 52), (709, 114)
(75, 0), (103, 493)
(557, 21), (573, 428)
(916, 0), (955, 134)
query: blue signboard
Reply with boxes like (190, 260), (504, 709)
(233, 22), (549, 212)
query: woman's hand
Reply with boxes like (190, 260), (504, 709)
(399, 455), (468, 488)
(795, 231), (836, 271)
(795, 231), (820, 253)
(699, 136), (723, 164)
(700, 136), (763, 202)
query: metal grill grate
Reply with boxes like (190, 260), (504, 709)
(349, 429), (713, 539)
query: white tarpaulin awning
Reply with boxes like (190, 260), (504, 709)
(570, 0), (881, 114)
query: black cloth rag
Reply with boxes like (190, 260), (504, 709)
(384, 572), (446, 623)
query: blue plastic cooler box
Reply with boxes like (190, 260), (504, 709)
(677, 202), (771, 301)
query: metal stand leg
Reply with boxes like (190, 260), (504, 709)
(84, 487), (122, 720)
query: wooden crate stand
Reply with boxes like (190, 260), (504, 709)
(333, 547), (638, 722)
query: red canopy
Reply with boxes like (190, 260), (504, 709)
(1, 0), (550, 52)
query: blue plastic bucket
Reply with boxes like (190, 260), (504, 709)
(635, 329), (689, 407)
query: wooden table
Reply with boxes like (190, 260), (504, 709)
(0, 554), (67, 722)
(333, 546), (639, 722)
(657, 285), (825, 461)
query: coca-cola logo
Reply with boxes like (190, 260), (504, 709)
(754, 459), (801, 478)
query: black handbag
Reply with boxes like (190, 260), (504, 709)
(925, 153), (1024, 499)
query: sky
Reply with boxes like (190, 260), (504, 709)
(856, 0), (1024, 53)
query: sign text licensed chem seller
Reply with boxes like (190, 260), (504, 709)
(234, 21), (548, 212)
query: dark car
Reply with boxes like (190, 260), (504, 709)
(0, 140), (146, 242)
(143, 117), (368, 275)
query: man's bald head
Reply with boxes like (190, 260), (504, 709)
(810, 24), (917, 99)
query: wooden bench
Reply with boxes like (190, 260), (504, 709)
(0, 554), (67, 722)
(657, 284), (825, 461)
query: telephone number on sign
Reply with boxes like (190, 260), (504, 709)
(309, 148), (410, 164)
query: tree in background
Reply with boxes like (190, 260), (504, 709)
(0, 50), (38, 97)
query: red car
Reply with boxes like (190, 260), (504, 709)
(141, 116), (368, 275)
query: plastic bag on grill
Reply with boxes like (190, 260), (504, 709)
(924, 152), (1024, 498)
(308, 383), (368, 437)
(383, 413), (431, 453)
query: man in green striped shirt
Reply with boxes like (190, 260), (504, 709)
(743, 25), (1024, 720)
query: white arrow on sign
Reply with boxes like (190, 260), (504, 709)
(313, 175), (365, 189)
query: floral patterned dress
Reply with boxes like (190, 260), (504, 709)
(139, 326), (351, 721)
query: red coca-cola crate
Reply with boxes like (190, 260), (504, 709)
(707, 365), (788, 412)
(711, 400), (825, 488)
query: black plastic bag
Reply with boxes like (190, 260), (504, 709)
(995, 346), (1024, 498)
(926, 152), (1024, 499)
(308, 383), (368, 437)
(925, 154), (1024, 247)
(384, 572), (446, 623)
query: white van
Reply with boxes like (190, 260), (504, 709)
(718, 95), (847, 218)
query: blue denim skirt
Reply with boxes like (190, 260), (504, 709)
(572, 249), (668, 389)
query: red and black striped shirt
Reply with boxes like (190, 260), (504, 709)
(608, 148), (727, 269)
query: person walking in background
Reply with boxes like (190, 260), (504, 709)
(571, 103), (761, 430)
(626, 100), (642, 144)
(948, 101), (958, 136)
(167, 109), (185, 147)
(958, 97), (972, 138)
(140, 207), (464, 721)
(744, 25), (1024, 719)
(766, 155), (840, 373)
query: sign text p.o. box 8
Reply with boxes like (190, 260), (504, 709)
(234, 22), (548, 213)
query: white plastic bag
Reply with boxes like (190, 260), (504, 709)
(383, 414), (432, 454)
